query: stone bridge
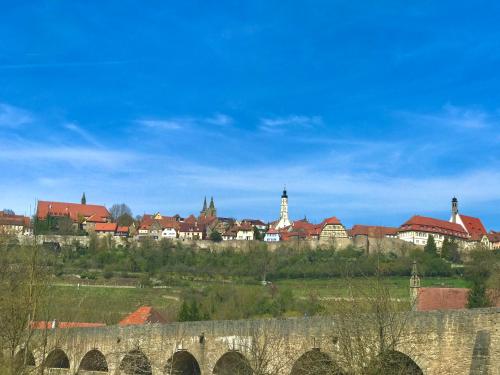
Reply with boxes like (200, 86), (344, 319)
(16, 308), (500, 375)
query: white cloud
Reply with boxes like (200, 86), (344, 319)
(64, 122), (101, 146)
(137, 114), (234, 131)
(259, 115), (323, 133)
(397, 104), (497, 130)
(0, 145), (137, 168)
(0, 103), (33, 128)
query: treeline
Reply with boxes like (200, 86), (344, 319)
(49, 236), (460, 280)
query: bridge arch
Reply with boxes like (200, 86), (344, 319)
(79, 349), (109, 372)
(14, 348), (36, 369)
(371, 350), (424, 375)
(213, 351), (252, 375)
(44, 348), (70, 370)
(290, 348), (343, 375)
(119, 349), (152, 375)
(165, 350), (201, 375)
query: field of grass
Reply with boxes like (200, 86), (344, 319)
(44, 275), (471, 325)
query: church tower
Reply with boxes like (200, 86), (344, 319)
(410, 260), (421, 311)
(451, 197), (458, 223)
(81, 192), (86, 205)
(275, 187), (291, 229)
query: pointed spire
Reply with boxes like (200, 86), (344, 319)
(81, 192), (86, 205)
(209, 196), (215, 209)
(202, 196), (207, 211)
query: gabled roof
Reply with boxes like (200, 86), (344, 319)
(350, 225), (399, 237)
(117, 226), (129, 233)
(458, 214), (487, 241)
(399, 215), (468, 239)
(37, 201), (110, 222)
(118, 306), (168, 326)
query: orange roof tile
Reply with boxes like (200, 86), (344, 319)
(459, 215), (487, 241)
(37, 201), (110, 223)
(118, 306), (168, 326)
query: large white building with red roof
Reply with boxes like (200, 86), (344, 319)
(398, 198), (489, 248)
(398, 215), (468, 248)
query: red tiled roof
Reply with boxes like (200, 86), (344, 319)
(0, 213), (30, 227)
(31, 321), (106, 329)
(399, 215), (468, 239)
(321, 216), (341, 226)
(417, 287), (500, 311)
(487, 231), (500, 243)
(266, 228), (279, 234)
(179, 222), (204, 232)
(280, 231), (307, 241)
(350, 225), (399, 238)
(94, 223), (118, 232)
(458, 215), (487, 241)
(37, 201), (110, 223)
(117, 226), (129, 233)
(237, 223), (253, 231)
(118, 306), (167, 326)
(184, 214), (197, 224)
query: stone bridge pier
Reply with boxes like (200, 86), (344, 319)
(19, 308), (499, 375)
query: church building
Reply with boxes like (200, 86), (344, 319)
(199, 196), (217, 218)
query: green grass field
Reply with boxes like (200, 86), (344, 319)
(44, 275), (470, 324)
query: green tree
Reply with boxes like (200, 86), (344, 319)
(424, 235), (437, 256)
(178, 301), (191, 322)
(441, 238), (460, 263)
(209, 230), (223, 242)
(467, 281), (491, 308)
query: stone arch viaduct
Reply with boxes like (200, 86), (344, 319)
(18, 308), (499, 375)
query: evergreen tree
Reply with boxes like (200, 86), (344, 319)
(441, 237), (450, 259)
(424, 235), (438, 256)
(467, 281), (491, 308)
(178, 301), (191, 322)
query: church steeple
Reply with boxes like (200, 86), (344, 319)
(81, 192), (86, 205)
(202, 196), (207, 211)
(209, 196), (215, 209)
(275, 186), (291, 230)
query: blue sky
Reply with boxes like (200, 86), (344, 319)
(1, 1), (499, 229)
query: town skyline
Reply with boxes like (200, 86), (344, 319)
(4, 191), (498, 232)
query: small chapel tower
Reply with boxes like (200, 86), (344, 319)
(275, 187), (291, 229)
(451, 197), (458, 223)
(410, 260), (421, 311)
